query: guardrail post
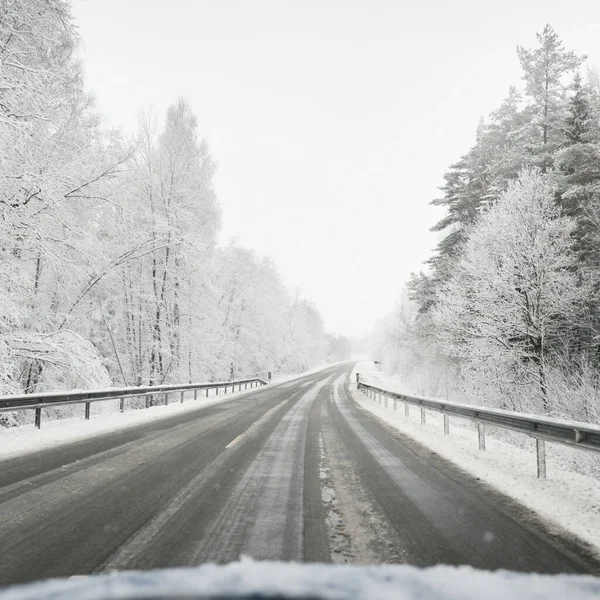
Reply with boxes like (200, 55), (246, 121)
(478, 423), (486, 450)
(245, 382), (248, 390)
(405, 403), (409, 417)
(239, 383), (241, 392)
(216, 386), (219, 396)
(146, 394), (150, 408)
(420, 407), (426, 425)
(85, 402), (91, 420)
(443, 414), (449, 435)
(35, 407), (41, 429)
(180, 391), (185, 403)
(206, 388), (209, 398)
(536, 439), (546, 479)
(120, 397), (125, 412)
(194, 389), (198, 400)
(165, 393), (169, 405)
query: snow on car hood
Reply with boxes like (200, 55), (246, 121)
(1, 560), (599, 600)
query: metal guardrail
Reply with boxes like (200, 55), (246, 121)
(0, 377), (269, 429)
(357, 377), (600, 479)
(241, 370), (272, 383)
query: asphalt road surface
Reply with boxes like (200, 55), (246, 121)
(0, 363), (597, 586)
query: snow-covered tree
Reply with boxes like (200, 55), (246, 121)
(517, 25), (585, 163)
(433, 169), (583, 413)
(0, 0), (122, 393)
(0, 1), (330, 417)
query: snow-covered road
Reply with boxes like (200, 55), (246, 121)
(0, 364), (597, 589)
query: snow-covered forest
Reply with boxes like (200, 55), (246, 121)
(372, 26), (600, 425)
(0, 0), (345, 410)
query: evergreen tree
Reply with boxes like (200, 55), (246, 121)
(565, 73), (592, 144)
(517, 24), (585, 166)
(390, 25), (600, 426)
(427, 89), (531, 295)
(554, 74), (600, 363)
(485, 86), (531, 186)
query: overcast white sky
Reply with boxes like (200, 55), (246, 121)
(71, 0), (600, 337)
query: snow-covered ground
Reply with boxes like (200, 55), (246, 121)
(351, 361), (600, 558)
(0, 367), (328, 462)
(2, 560), (600, 600)
(0, 389), (252, 461)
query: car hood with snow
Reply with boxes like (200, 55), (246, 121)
(1, 561), (600, 600)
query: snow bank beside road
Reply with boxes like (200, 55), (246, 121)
(0, 389), (251, 461)
(351, 362), (600, 558)
(2, 560), (600, 600)
(0, 366), (333, 461)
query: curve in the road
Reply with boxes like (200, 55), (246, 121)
(0, 363), (597, 587)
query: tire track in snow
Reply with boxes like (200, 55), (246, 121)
(318, 432), (353, 562)
(190, 376), (332, 562)
(319, 375), (407, 564)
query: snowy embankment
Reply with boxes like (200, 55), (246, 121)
(351, 362), (600, 557)
(0, 368), (321, 462)
(0, 389), (249, 461)
(2, 560), (600, 600)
